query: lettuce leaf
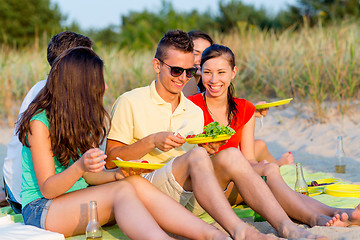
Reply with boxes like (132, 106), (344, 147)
(195, 121), (235, 138)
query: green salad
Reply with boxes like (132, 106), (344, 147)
(195, 121), (235, 138)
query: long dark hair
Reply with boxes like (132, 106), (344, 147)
(200, 44), (238, 126)
(18, 47), (110, 167)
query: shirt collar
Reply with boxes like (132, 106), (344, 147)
(149, 80), (166, 105)
(149, 80), (187, 113)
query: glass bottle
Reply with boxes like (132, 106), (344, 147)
(335, 136), (346, 173)
(294, 163), (309, 196)
(254, 176), (267, 222)
(86, 201), (102, 240)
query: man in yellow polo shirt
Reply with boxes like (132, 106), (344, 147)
(105, 30), (315, 240)
(107, 80), (203, 165)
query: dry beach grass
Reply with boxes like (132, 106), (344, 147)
(1, 21), (360, 126)
(1, 20), (360, 239)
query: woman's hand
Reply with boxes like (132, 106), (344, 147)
(254, 101), (269, 118)
(80, 148), (106, 173)
(198, 140), (227, 156)
(119, 159), (154, 177)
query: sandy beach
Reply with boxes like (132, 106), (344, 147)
(255, 103), (360, 184)
(252, 103), (360, 239)
(0, 103), (360, 239)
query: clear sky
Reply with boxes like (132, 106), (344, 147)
(51, 0), (297, 30)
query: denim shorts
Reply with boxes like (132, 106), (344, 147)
(3, 178), (22, 214)
(22, 198), (53, 229)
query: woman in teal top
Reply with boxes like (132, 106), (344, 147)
(16, 47), (228, 240)
(20, 110), (89, 208)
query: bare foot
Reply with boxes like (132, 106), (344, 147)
(276, 152), (294, 166)
(279, 222), (326, 239)
(232, 224), (280, 240)
(347, 204), (360, 224)
(325, 213), (349, 227)
(336, 204), (360, 226)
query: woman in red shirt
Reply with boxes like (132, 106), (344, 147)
(189, 44), (360, 227)
(185, 31), (293, 166)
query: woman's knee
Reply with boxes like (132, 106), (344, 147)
(124, 175), (147, 184)
(255, 139), (267, 152)
(186, 147), (213, 170)
(262, 162), (280, 176)
(213, 147), (251, 171)
(122, 175), (153, 192)
(189, 146), (208, 157)
(113, 178), (137, 197)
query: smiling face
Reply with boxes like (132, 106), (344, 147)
(153, 47), (195, 101)
(193, 38), (212, 76)
(201, 56), (237, 98)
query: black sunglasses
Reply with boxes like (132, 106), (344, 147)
(157, 59), (197, 78)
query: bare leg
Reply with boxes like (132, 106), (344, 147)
(212, 148), (323, 239)
(254, 139), (294, 166)
(172, 147), (278, 240)
(251, 161), (356, 227)
(45, 178), (171, 239)
(124, 176), (229, 240)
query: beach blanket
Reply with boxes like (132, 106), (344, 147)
(197, 164), (360, 225)
(0, 208), (64, 240)
(1, 164), (359, 239)
(281, 165), (360, 209)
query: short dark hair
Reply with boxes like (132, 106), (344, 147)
(188, 30), (214, 45)
(155, 30), (193, 60)
(47, 31), (93, 66)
